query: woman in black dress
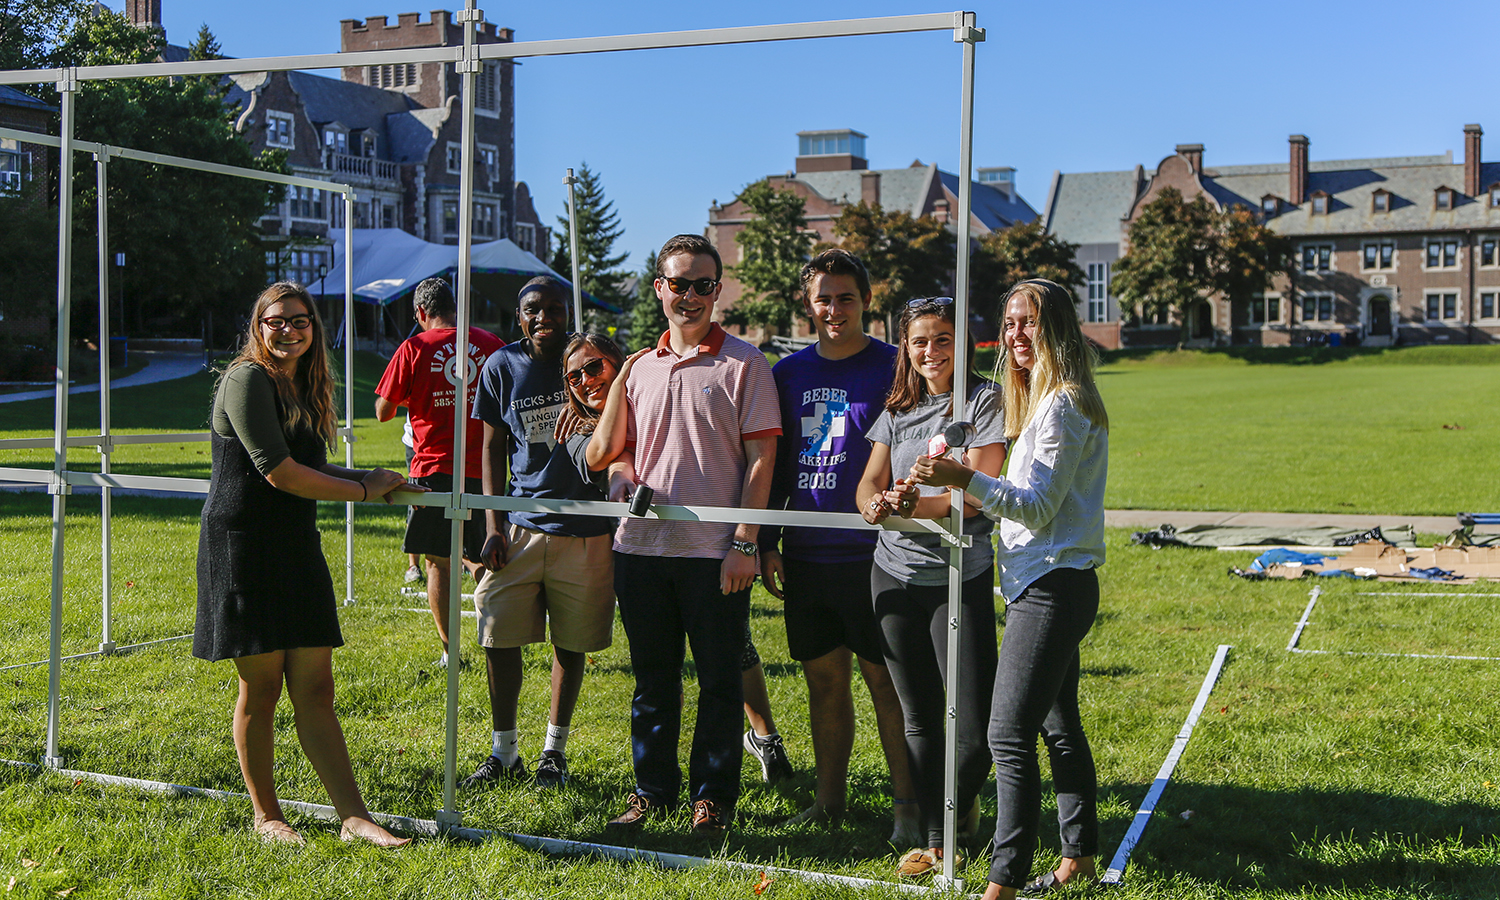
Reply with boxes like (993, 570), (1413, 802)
(195, 282), (416, 846)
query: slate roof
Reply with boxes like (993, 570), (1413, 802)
(936, 170), (1038, 230)
(1046, 150), (1500, 245)
(223, 69), (424, 162)
(0, 84), (56, 112)
(794, 164), (1037, 231)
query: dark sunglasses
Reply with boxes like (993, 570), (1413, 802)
(661, 276), (719, 297)
(906, 296), (955, 309)
(260, 315), (313, 330)
(564, 357), (609, 386)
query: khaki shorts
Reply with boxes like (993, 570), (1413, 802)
(473, 523), (615, 652)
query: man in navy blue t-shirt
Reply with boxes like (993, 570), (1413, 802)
(461, 276), (614, 791)
(760, 249), (919, 842)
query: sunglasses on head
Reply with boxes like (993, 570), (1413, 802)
(260, 315), (313, 330)
(661, 276), (719, 297)
(906, 296), (955, 309)
(564, 357), (608, 386)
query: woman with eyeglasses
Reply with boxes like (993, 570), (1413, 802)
(908, 279), (1108, 898)
(855, 296), (1008, 878)
(194, 282), (417, 847)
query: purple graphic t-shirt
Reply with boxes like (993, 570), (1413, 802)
(763, 339), (897, 563)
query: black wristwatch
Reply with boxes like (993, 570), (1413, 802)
(731, 539), (758, 558)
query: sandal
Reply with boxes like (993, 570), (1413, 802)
(896, 848), (963, 878)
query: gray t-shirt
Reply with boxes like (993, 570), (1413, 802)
(565, 431), (609, 493)
(866, 384), (1005, 586)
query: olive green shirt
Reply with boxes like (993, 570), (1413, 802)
(212, 364), (292, 476)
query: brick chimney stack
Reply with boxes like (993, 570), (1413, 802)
(1289, 135), (1309, 205)
(127, 0), (162, 31)
(1465, 124), (1483, 197)
(1176, 143), (1203, 173)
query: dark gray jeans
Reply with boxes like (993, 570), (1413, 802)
(987, 565), (1100, 888)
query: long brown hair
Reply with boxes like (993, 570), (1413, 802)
(995, 279), (1108, 440)
(561, 332), (625, 435)
(884, 298), (979, 415)
(226, 282), (338, 448)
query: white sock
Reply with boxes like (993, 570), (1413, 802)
(492, 729), (519, 765)
(439, 650), (448, 667)
(544, 723), (570, 754)
(753, 729), (779, 744)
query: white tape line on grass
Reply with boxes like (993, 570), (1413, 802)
(0, 632), (191, 673)
(1, 760), (948, 897)
(1100, 643), (1231, 886)
(1287, 586), (1500, 661)
(1356, 592), (1497, 597)
(402, 607), (477, 619)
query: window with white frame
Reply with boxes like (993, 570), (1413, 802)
(1085, 262), (1109, 323)
(1435, 188), (1454, 210)
(515, 222), (536, 256)
(1372, 190), (1391, 213)
(476, 61), (499, 112)
(1300, 292), (1335, 323)
(1310, 192), (1329, 215)
(0, 146), (26, 192)
(266, 111), (294, 148)
(1301, 244), (1333, 273)
(1491, 186), (1500, 208)
(1249, 294), (1281, 325)
(1481, 238), (1497, 268)
(1480, 291), (1497, 320)
(1425, 291), (1459, 321)
(477, 143), (498, 181)
(323, 129), (347, 155)
(287, 185), (324, 220)
(446, 142), (463, 174)
(474, 203), (496, 238)
(1261, 196), (1278, 216)
(442, 199), (459, 235)
(1425, 238), (1459, 269)
(1362, 241), (1395, 270)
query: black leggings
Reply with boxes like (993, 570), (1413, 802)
(987, 566), (1100, 887)
(872, 564), (998, 849)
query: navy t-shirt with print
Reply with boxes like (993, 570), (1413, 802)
(473, 342), (609, 537)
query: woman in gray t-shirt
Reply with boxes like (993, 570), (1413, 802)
(855, 297), (1007, 876)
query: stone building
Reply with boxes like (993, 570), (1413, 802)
(1043, 127), (1500, 348)
(707, 128), (1037, 344)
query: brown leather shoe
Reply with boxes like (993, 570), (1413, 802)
(606, 792), (655, 829)
(690, 798), (732, 833)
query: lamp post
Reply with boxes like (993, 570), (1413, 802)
(114, 252), (124, 334)
(318, 260), (329, 326)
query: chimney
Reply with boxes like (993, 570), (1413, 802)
(1176, 143), (1203, 173)
(861, 170), (881, 205)
(1289, 134), (1309, 205)
(127, 0), (162, 31)
(1465, 124), (1483, 197)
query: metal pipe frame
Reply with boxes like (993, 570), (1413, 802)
(95, 147), (115, 653)
(564, 167), (586, 330)
(0, 434), (211, 450)
(4, 7), (986, 883)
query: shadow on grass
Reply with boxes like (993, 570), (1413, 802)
(1097, 779), (1500, 897)
(1100, 344), (1500, 368)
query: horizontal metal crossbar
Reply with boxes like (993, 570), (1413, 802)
(0, 13), (960, 84)
(0, 127), (351, 193)
(0, 432), (211, 451)
(62, 471), (209, 494)
(0, 466), (51, 484)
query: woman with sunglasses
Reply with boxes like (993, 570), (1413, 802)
(194, 282), (417, 847)
(855, 296), (1008, 878)
(908, 280), (1108, 898)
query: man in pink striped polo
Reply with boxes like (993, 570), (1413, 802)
(604, 234), (781, 834)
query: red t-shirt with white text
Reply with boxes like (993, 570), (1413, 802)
(375, 326), (504, 478)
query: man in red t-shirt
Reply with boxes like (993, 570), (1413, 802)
(375, 277), (504, 668)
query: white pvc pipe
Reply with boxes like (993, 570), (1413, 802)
(95, 149), (115, 653)
(343, 197), (356, 608)
(564, 168), (585, 329)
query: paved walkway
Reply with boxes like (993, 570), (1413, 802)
(1105, 508), (1458, 534)
(0, 352), (206, 405)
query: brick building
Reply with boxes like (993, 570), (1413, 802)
(707, 128), (1037, 344)
(1043, 127), (1500, 348)
(118, 4), (550, 289)
(0, 84), (58, 338)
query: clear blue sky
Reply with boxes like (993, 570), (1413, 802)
(138, 0), (1499, 269)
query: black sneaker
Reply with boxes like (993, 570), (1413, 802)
(460, 754), (527, 789)
(532, 750), (568, 789)
(743, 730), (793, 783)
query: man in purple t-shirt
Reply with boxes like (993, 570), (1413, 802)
(760, 249), (919, 842)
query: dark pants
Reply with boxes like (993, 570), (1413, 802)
(987, 566), (1100, 888)
(614, 552), (750, 808)
(873, 564), (998, 849)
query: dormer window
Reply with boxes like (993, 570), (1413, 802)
(1489, 184), (1500, 208)
(1436, 187), (1454, 210)
(323, 128), (347, 155)
(1310, 191), (1329, 215)
(1261, 195), (1279, 217)
(1372, 190), (1391, 213)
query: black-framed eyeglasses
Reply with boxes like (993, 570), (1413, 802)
(661, 276), (719, 297)
(906, 296), (954, 308)
(260, 315), (313, 331)
(564, 357), (608, 386)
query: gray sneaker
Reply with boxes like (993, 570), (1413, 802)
(743, 730), (793, 783)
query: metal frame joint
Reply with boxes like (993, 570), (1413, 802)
(443, 506), (473, 521)
(953, 12), (984, 43)
(434, 809), (463, 829)
(48, 477), (72, 496)
(337, 426), (358, 444)
(455, 58), (482, 74)
(56, 68), (79, 92)
(43, 755), (64, 769)
(454, 8), (484, 23)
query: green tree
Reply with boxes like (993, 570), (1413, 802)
(970, 220), (1085, 318)
(825, 201), (956, 331)
(1214, 204), (1294, 317)
(0, 0), (88, 71)
(552, 162), (629, 319)
(723, 179), (812, 334)
(627, 249), (669, 351)
(186, 23), (222, 61)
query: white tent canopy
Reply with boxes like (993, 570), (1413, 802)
(312, 228), (602, 308)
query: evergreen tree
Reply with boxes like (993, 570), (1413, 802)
(723, 179), (812, 334)
(186, 23), (222, 61)
(970, 220), (1086, 319)
(627, 249), (669, 351)
(552, 162), (629, 313)
(825, 201), (955, 332)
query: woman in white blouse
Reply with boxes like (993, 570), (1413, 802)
(909, 279), (1108, 899)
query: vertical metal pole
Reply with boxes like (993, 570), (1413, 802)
(563, 168), (584, 330)
(437, 0), (480, 830)
(95, 148), (116, 654)
(343, 197), (357, 607)
(940, 12), (982, 887)
(44, 78), (78, 769)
